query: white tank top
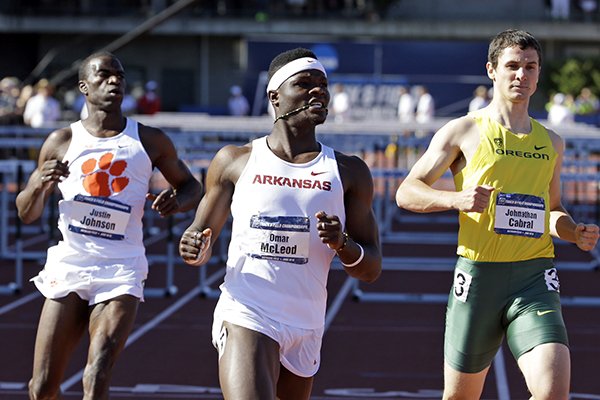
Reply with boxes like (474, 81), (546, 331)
(53, 118), (152, 258)
(222, 136), (345, 329)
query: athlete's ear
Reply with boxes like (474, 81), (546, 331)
(485, 62), (495, 81)
(78, 80), (88, 95)
(268, 90), (279, 108)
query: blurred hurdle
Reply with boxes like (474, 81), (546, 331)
(353, 160), (600, 306)
(2, 119), (600, 303)
(0, 160), (39, 294)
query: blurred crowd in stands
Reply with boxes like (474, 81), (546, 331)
(548, 0), (598, 21)
(393, 85), (436, 125)
(546, 87), (600, 126)
(0, 0), (397, 21)
(2, 0), (597, 21)
(1, 73), (599, 128)
(0, 76), (163, 128)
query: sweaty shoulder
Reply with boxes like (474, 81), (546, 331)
(440, 115), (478, 145)
(334, 150), (372, 192)
(42, 127), (72, 162)
(429, 114), (481, 161)
(211, 142), (253, 184)
(137, 122), (172, 163)
(137, 122), (167, 143)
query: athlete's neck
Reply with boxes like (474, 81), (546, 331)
(488, 100), (532, 134)
(265, 135), (321, 164)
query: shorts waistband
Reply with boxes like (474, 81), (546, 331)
(457, 256), (555, 269)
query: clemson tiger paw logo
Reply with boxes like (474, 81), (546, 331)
(81, 153), (129, 197)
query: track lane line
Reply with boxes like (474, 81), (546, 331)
(325, 275), (355, 331)
(0, 291), (41, 316)
(60, 267), (224, 393)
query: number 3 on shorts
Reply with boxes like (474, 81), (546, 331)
(453, 269), (473, 303)
(544, 267), (560, 292)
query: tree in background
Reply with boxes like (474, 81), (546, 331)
(546, 57), (600, 100)
(540, 57), (600, 120)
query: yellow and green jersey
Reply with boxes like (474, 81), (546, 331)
(454, 111), (557, 261)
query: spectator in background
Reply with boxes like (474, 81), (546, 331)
(61, 87), (85, 121)
(547, 92), (575, 125)
(0, 76), (22, 125)
(130, 81), (145, 104)
(468, 85), (490, 112)
(330, 83), (351, 123)
(16, 84), (34, 119)
(121, 88), (138, 116)
(227, 85), (250, 116)
(550, 0), (571, 20)
(23, 79), (61, 128)
(415, 85), (434, 124)
(574, 87), (599, 115)
(395, 85), (417, 169)
(397, 85), (415, 123)
(579, 0), (597, 21)
(137, 80), (161, 115)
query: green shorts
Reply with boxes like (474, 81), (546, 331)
(444, 257), (568, 373)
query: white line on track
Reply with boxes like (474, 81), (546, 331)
(61, 272), (354, 395)
(60, 267), (224, 393)
(325, 276), (355, 331)
(0, 291), (41, 316)
(61, 268), (354, 392)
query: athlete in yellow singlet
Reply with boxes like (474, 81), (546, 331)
(396, 29), (599, 399)
(455, 111), (557, 262)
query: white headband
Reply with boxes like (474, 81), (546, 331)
(266, 57), (327, 93)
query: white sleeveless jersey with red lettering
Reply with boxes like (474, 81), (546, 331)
(222, 136), (345, 329)
(53, 118), (152, 258)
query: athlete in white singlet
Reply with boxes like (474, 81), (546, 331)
(16, 52), (202, 400)
(179, 48), (382, 399)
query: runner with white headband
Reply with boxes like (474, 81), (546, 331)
(179, 47), (382, 399)
(266, 56), (328, 122)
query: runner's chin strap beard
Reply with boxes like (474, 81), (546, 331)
(273, 104), (313, 123)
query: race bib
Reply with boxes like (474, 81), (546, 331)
(494, 192), (545, 238)
(67, 194), (131, 240)
(246, 215), (310, 264)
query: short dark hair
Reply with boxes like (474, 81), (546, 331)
(488, 29), (542, 69)
(78, 51), (118, 81)
(267, 48), (318, 81)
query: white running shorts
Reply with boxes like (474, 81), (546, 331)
(31, 245), (148, 305)
(212, 293), (324, 378)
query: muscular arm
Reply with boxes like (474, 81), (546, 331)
(140, 124), (202, 216)
(15, 128), (71, 224)
(547, 131), (599, 250)
(396, 117), (494, 213)
(179, 144), (250, 266)
(332, 153), (382, 283)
